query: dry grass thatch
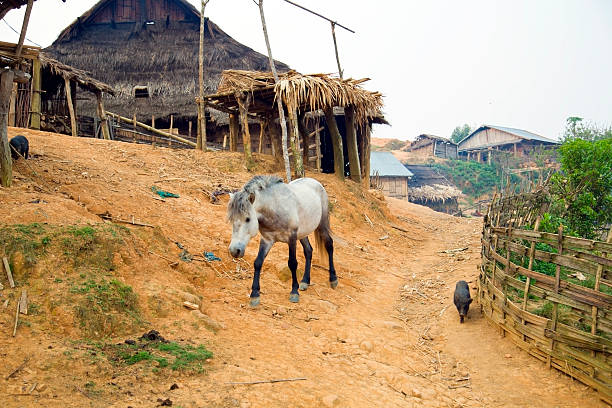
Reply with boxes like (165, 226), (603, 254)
(45, 15), (289, 120)
(39, 53), (115, 95)
(216, 69), (384, 124)
(407, 184), (462, 202)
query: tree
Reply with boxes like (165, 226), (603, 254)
(562, 116), (612, 142)
(550, 137), (612, 238)
(451, 124), (471, 143)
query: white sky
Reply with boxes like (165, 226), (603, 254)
(1, 0), (611, 141)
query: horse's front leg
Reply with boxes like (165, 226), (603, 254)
(250, 238), (274, 307)
(299, 237), (313, 291)
(288, 232), (300, 303)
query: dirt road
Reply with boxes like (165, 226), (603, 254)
(0, 129), (605, 407)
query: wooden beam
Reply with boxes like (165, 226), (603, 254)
(96, 92), (110, 140)
(14, 0), (34, 60)
(229, 112), (239, 152)
(0, 69), (14, 187)
(29, 57), (40, 129)
(362, 124), (371, 187)
(324, 107), (344, 180)
(298, 112), (309, 168)
(344, 105), (361, 182)
(237, 93), (253, 165)
(64, 77), (77, 137)
(106, 112), (196, 147)
(287, 107), (304, 178)
(258, 118), (266, 154)
(315, 125), (321, 172)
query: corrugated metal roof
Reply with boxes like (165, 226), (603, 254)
(459, 125), (559, 145)
(370, 151), (413, 177)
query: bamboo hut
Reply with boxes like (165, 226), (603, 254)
(0, 41), (114, 138)
(404, 164), (462, 214)
(204, 69), (385, 183)
(406, 134), (457, 160)
(369, 151), (413, 199)
(44, 0), (289, 137)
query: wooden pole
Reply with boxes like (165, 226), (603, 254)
(362, 123), (371, 187)
(170, 114), (174, 133)
(258, 118), (265, 154)
(258, 0), (291, 182)
(106, 112), (196, 147)
(324, 107), (344, 180)
(344, 105), (361, 182)
(29, 58), (41, 129)
(64, 77), (77, 137)
(188, 120), (192, 138)
(96, 92), (110, 140)
(298, 112), (309, 168)
(237, 93), (253, 166)
(287, 107), (304, 178)
(197, 0), (210, 151)
(0, 69), (14, 187)
(331, 22), (343, 79)
(14, 0), (34, 60)
(229, 112), (239, 152)
(548, 225), (563, 368)
(591, 226), (611, 336)
(8, 83), (17, 127)
(151, 115), (155, 128)
(315, 125), (321, 172)
(132, 113), (137, 141)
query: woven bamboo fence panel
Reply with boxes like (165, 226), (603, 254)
(478, 188), (612, 403)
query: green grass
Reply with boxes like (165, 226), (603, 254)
(111, 341), (212, 373)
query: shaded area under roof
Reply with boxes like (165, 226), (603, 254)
(370, 152), (413, 177)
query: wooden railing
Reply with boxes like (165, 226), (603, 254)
(479, 188), (611, 403)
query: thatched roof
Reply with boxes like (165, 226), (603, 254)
(45, 0), (289, 120)
(407, 184), (462, 202)
(39, 53), (115, 95)
(209, 69), (384, 124)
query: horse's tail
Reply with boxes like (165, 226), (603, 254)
(314, 202), (332, 266)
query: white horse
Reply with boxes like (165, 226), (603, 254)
(227, 175), (337, 307)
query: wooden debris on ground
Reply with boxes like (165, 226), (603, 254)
(5, 357), (29, 380)
(226, 377), (307, 385)
(440, 247), (468, 254)
(3, 257), (15, 288)
(98, 213), (153, 227)
(19, 289), (27, 315)
(182, 301), (199, 310)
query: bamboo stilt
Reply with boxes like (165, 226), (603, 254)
(344, 105), (361, 182)
(64, 77), (77, 137)
(287, 107), (303, 178)
(29, 58), (40, 129)
(237, 94), (253, 166)
(229, 112), (239, 152)
(324, 107), (344, 180)
(96, 92), (110, 140)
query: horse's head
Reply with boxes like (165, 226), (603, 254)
(227, 191), (259, 258)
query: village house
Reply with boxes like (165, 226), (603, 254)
(457, 125), (559, 163)
(369, 151), (413, 199)
(404, 164), (462, 214)
(405, 134), (458, 160)
(44, 0), (290, 139)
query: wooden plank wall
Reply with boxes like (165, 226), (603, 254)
(479, 189), (612, 404)
(91, 0), (192, 24)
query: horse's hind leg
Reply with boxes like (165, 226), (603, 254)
(250, 239), (274, 307)
(288, 232), (300, 303)
(299, 237), (313, 291)
(322, 229), (338, 289)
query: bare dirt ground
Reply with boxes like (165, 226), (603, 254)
(0, 128), (606, 408)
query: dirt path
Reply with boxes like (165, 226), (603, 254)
(0, 129), (606, 408)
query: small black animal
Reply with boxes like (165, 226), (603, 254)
(9, 135), (29, 160)
(453, 280), (472, 323)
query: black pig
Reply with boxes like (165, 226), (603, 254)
(9, 135), (29, 160)
(453, 280), (472, 323)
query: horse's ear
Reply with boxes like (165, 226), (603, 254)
(248, 192), (255, 204)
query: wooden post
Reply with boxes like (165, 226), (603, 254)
(151, 115), (155, 128)
(362, 124), (371, 187)
(344, 105), (361, 183)
(188, 120), (192, 138)
(96, 92), (110, 140)
(548, 225), (563, 368)
(223, 134), (227, 149)
(521, 216), (541, 342)
(298, 112), (309, 167)
(64, 77), (77, 137)
(330, 22), (343, 79)
(132, 113), (137, 142)
(324, 107), (344, 180)
(197, 0), (210, 151)
(8, 83), (17, 126)
(0, 69), (15, 187)
(287, 107), (304, 178)
(106, 112), (196, 147)
(229, 112), (239, 152)
(170, 114), (174, 133)
(269, 118), (282, 162)
(258, 118), (266, 154)
(29, 57), (41, 130)
(591, 227), (612, 338)
(315, 125), (321, 172)
(237, 94), (253, 166)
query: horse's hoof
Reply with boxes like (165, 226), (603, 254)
(299, 282), (309, 291)
(249, 297), (261, 308)
(289, 293), (300, 303)
(330, 279), (338, 289)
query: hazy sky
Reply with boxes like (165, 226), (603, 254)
(1, 0), (611, 141)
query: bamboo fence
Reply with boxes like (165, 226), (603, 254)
(479, 187), (612, 403)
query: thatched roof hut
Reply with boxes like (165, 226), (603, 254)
(44, 0), (289, 124)
(406, 134), (458, 160)
(404, 164), (462, 214)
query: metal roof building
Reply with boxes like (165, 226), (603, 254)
(370, 151), (413, 177)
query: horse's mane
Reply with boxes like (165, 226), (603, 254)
(227, 175), (283, 220)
